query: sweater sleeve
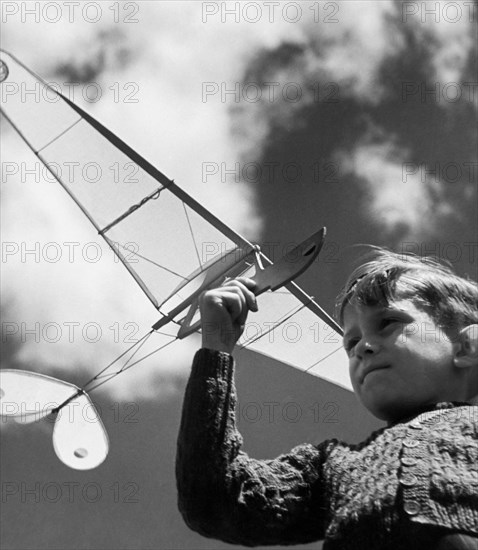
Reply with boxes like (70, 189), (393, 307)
(176, 348), (330, 546)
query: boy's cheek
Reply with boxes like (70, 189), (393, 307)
(400, 323), (420, 342)
(348, 363), (361, 391)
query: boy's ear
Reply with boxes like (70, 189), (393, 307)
(453, 324), (478, 368)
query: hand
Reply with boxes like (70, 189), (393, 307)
(199, 277), (258, 354)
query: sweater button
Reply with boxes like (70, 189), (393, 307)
(401, 456), (418, 467)
(404, 500), (421, 516)
(403, 439), (420, 448)
(400, 473), (418, 487)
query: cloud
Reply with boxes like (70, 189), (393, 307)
(1, 2), (326, 399)
(229, 1), (476, 155)
(224, 1), (476, 244)
(403, 0), (476, 85)
(338, 141), (454, 238)
(1, 3), (268, 398)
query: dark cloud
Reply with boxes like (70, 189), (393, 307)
(54, 29), (133, 85)
(230, 7), (477, 311)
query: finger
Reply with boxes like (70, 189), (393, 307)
(223, 277), (257, 293)
(222, 279), (258, 312)
(224, 284), (256, 326)
(234, 277), (257, 292)
(221, 289), (247, 323)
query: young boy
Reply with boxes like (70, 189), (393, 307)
(176, 249), (478, 549)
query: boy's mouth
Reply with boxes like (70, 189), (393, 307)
(361, 364), (390, 383)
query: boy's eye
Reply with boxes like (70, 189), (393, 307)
(380, 318), (399, 329)
(345, 338), (359, 354)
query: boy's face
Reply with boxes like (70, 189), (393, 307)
(343, 298), (465, 422)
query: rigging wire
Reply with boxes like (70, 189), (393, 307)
(114, 241), (188, 281)
(237, 299), (312, 349)
(83, 337), (179, 394)
(304, 346), (343, 373)
(182, 202), (203, 271)
(79, 330), (154, 391)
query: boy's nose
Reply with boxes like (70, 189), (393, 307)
(356, 338), (380, 358)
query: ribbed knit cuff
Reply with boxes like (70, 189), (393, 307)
(192, 348), (234, 381)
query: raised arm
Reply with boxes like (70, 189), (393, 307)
(176, 280), (330, 546)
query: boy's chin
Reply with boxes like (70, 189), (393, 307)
(360, 395), (419, 423)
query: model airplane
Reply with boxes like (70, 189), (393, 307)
(0, 50), (350, 470)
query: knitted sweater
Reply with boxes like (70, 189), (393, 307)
(176, 349), (478, 549)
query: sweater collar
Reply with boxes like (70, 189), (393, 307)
(388, 401), (472, 427)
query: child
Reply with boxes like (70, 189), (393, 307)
(176, 249), (478, 549)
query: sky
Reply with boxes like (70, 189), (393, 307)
(1, 2), (477, 549)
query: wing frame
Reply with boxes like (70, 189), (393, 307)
(0, 49), (350, 393)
